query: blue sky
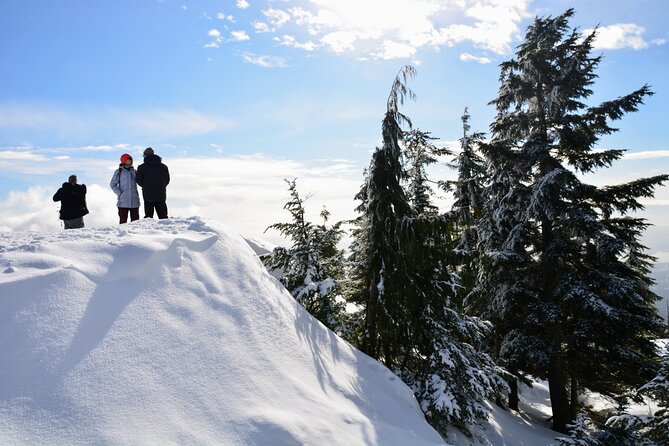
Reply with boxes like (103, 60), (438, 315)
(1, 0), (668, 254)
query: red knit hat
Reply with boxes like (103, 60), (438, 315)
(120, 153), (133, 164)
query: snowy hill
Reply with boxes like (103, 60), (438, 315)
(0, 218), (446, 445)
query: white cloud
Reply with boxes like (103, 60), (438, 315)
(41, 144), (133, 154)
(278, 0), (530, 59)
(652, 38), (666, 46)
(459, 52), (491, 64)
(240, 52), (289, 68)
(373, 40), (417, 60)
(205, 28), (224, 47)
(254, 21), (272, 33)
(587, 23), (650, 50)
(0, 151), (47, 161)
(263, 8), (291, 27)
(275, 34), (319, 51)
(231, 30), (251, 41)
(641, 199), (669, 206)
(622, 150), (669, 160)
(113, 108), (234, 138)
(0, 103), (235, 141)
(321, 31), (360, 53)
(217, 12), (235, 22)
(237, 0), (250, 9)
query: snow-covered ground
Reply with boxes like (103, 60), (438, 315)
(0, 217), (620, 445)
(0, 218), (448, 445)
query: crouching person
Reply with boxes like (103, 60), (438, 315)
(53, 174), (89, 229)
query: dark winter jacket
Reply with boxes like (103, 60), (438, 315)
(136, 154), (170, 202)
(53, 183), (89, 220)
(110, 166), (140, 208)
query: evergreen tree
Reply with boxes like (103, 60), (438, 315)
(443, 108), (487, 312)
(607, 349), (669, 445)
(551, 412), (603, 446)
(639, 350), (669, 445)
(475, 137), (531, 411)
(264, 179), (346, 332)
(352, 65), (416, 364)
(404, 128), (446, 216)
(348, 66), (507, 436)
(482, 9), (668, 432)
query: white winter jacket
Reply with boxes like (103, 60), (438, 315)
(109, 166), (140, 208)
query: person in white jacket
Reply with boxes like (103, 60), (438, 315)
(109, 153), (141, 224)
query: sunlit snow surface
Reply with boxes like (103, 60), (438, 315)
(0, 218), (446, 445)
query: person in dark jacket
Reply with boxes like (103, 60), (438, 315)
(53, 175), (89, 229)
(136, 147), (170, 219)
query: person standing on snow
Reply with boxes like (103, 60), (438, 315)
(53, 174), (89, 229)
(110, 153), (140, 224)
(136, 147), (170, 219)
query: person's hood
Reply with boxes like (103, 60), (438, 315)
(143, 154), (162, 164)
(62, 182), (84, 192)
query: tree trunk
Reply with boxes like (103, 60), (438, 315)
(570, 374), (579, 420)
(547, 352), (570, 433)
(362, 284), (378, 358)
(541, 216), (571, 433)
(508, 375), (519, 411)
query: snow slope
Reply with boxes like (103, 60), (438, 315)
(0, 218), (447, 445)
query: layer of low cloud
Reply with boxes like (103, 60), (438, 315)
(0, 154), (363, 246)
(1, 148), (667, 251)
(622, 150), (669, 160)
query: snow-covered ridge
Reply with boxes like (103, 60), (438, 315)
(0, 218), (446, 445)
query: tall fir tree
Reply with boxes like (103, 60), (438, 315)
(351, 65), (416, 364)
(404, 128), (446, 216)
(443, 108), (487, 312)
(348, 66), (507, 436)
(264, 179), (346, 332)
(481, 9), (668, 433)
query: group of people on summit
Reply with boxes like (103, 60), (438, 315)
(52, 147), (170, 229)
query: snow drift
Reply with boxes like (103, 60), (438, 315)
(0, 218), (446, 445)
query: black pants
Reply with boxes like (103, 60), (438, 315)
(144, 201), (168, 219)
(63, 217), (84, 229)
(118, 207), (140, 224)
